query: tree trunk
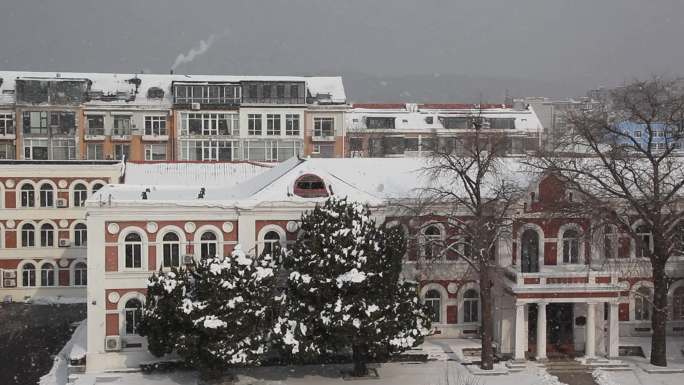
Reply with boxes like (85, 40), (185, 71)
(479, 266), (494, 370)
(650, 258), (668, 367)
(351, 344), (369, 377)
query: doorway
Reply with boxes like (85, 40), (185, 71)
(528, 303), (575, 358)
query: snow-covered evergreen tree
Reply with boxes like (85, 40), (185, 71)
(274, 197), (431, 376)
(139, 245), (279, 379)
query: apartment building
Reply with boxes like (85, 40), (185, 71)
(0, 71), (348, 162)
(0, 160), (122, 302)
(344, 103), (543, 158)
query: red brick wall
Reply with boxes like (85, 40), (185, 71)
(446, 305), (458, 324)
(106, 314), (119, 336)
(105, 246), (117, 272)
(619, 303), (630, 321)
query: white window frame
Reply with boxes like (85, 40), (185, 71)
(118, 228), (148, 271)
(144, 116), (167, 136)
(248, 114), (262, 135)
(144, 144), (167, 161)
(285, 114), (300, 136)
(266, 114), (281, 136)
(313, 117), (335, 137)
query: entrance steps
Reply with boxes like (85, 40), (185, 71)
(505, 359), (528, 373)
(543, 360), (594, 374)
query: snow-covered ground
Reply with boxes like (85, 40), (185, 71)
(39, 320), (86, 385)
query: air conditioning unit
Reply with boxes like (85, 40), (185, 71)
(191, 102), (201, 110)
(183, 255), (194, 265)
(58, 239), (71, 247)
(104, 336), (122, 352)
(56, 198), (68, 208)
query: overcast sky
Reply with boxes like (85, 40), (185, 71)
(1, 0), (682, 101)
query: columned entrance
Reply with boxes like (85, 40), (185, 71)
(528, 303), (575, 359)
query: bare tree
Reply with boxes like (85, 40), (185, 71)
(411, 113), (524, 370)
(529, 77), (684, 366)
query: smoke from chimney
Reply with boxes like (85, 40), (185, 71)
(171, 34), (217, 71)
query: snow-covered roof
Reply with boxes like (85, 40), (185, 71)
(91, 157), (537, 209)
(123, 161), (272, 187)
(0, 71), (346, 107)
(346, 103), (542, 133)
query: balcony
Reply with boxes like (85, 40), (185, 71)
(503, 265), (623, 296)
(85, 128), (105, 140)
(111, 129), (132, 141)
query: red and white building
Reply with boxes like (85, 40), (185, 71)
(0, 160), (122, 302)
(82, 157), (684, 371)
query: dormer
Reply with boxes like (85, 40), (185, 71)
(293, 174), (329, 198)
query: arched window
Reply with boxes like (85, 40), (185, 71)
(124, 233), (143, 269)
(423, 225), (442, 259)
(635, 286), (652, 321)
(40, 263), (55, 286)
(162, 232), (180, 268)
(521, 229), (540, 273)
(92, 183), (104, 194)
(124, 298), (142, 335)
(463, 289), (480, 323)
(22, 263), (36, 287)
(21, 184), (35, 207)
(262, 230), (281, 256)
(73, 262), (87, 286)
(199, 231), (218, 259)
(672, 286), (684, 321)
(21, 223), (35, 247)
(39, 184), (54, 207)
(424, 289), (442, 323)
(604, 225), (617, 259)
(73, 183), (88, 207)
(40, 223), (54, 247)
(293, 174), (328, 198)
(562, 229), (580, 264)
(74, 223), (87, 246)
(635, 225), (653, 258)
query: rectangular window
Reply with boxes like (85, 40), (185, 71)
(86, 143), (104, 160)
(112, 116), (132, 136)
(313, 118), (335, 137)
(144, 116), (167, 136)
(144, 144), (167, 161)
(0, 113), (15, 135)
(366, 117), (395, 129)
(52, 138), (76, 160)
(634, 130), (641, 138)
(86, 115), (105, 136)
(285, 114), (300, 136)
(114, 143), (130, 160)
(23, 138), (48, 160)
(0, 142), (15, 159)
(180, 139), (237, 161)
(290, 85), (299, 99)
(248, 114), (262, 135)
(440, 117), (470, 129)
(489, 118), (516, 130)
(50, 112), (76, 135)
(23, 111), (48, 135)
(266, 114), (281, 135)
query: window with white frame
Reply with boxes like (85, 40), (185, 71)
(0, 113), (14, 135)
(52, 138), (76, 160)
(86, 143), (104, 160)
(124, 233), (143, 269)
(634, 286), (652, 321)
(180, 139), (234, 161)
(463, 289), (480, 323)
(73, 262), (87, 286)
(40, 263), (56, 286)
(22, 263), (36, 287)
(162, 232), (181, 268)
(144, 144), (167, 161)
(244, 140), (300, 162)
(112, 116), (132, 136)
(313, 117), (334, 137)
(40, 223), (54, 247)
(21, 223), (35, 247)
(266, 114), (281, 136)
(199, 231), (218, 259)
(50, 112), (76, 135)
(74, 223), (87, 246)
(248, 114), (262, 135)
(73, 183), (88, 207)
(86, 115), (105, 136)
(424, 289), (441, 323)
(23, 138), (48, 160)
(261, 231), (281, 256)
(124, 298), (143, 335)
(423, 225), (442, 259)
(562, 229), (580, 263)
(39, 184), (54, 207)
(181, 113), (238, 136)
(144, 116), (167, 136)
(603, 225), (618, 259)
(285, 114), (300, 136)
(635, 225), (653, 258)
(20, 184), (35, 207)
(22, 111), (48, 135)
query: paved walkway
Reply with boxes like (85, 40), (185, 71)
(543, 359), (598, 385)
